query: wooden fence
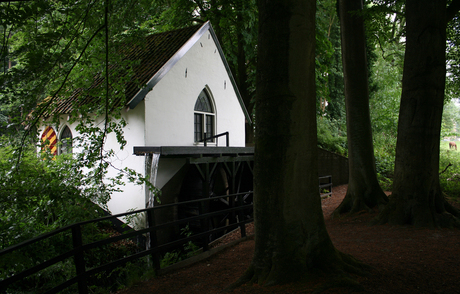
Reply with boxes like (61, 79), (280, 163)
(0, 192), (253, 294)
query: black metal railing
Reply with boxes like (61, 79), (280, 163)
(200, 131), (229, 147)
(319, 175), (333, 198)
(0, 191), (253, 294)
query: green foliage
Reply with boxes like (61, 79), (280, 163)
(317, 117), (347, 156)
(0, 138), (149, 293)
(364, 1), (404, 139)
(0, 143), (107, 249)
(441, 100), (460, 139)
(315, 0), (335, 112)
(160, 251), (182, 269)
(446, 11), (460, 100)
(0, 0), (158, 147)
(160, 224), (200, 268)
(440, 141), (460, 200)
(316, 0), (346, 122)
(373, 132), (396, 173)
(114, 259), (156, 292)
(368, 48), (402, 136)
(0, 143), (97, 292)
(181, 224), (200, 258)
(373, 132), (396, 190)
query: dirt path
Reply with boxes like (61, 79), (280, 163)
(118, 185), (460, 293)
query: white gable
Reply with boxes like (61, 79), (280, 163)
(143, 27), (246, 147)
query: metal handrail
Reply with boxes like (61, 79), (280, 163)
(199, 131), (229, 147)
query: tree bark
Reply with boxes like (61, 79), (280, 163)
(229, 0), (368, 290)
(376, 0), (460, 228)
(334, 0), (388, 217)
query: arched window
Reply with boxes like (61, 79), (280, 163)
(59, 125), (73, 154)
(194, 89), (215, 143)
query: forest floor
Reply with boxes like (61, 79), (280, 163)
(118, 185), (460, 294)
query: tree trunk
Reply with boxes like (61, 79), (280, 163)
(334, 0), (388, 217)
(377, 0), (460, 228)
(230, 0), (368, 290)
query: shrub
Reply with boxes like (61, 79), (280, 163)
(0, 138), (138, 293)
(317, 117), (347, 156)
(439, 141), (460, 201)
(373, 133), (396, 189)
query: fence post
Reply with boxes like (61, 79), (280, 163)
(237, 193), (247, 238)
(147, 208), (161, 270)
(72, 225), (88, 294)
(200, 163), (210, 251)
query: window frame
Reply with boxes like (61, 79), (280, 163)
(58, 125), (73, 155)
(194, 88), (216, 145)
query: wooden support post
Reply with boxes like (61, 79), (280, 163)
(72, 225), (88, 294)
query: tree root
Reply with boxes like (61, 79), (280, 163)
(226, 249), (372, 293)
(373, 192), (460, 228)
(443, 197), (460, 217)
(337, 250), (372, 276)
(311, 251), (371, 293)
(224, 265), (255, 292)
(332, 189), (388, 219)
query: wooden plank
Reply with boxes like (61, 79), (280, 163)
(133, 146), (161, 155)
(133, 146), (254, 157)
(187, 155), (254, 164)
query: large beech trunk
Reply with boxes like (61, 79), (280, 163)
(334, 0), (388, 217)
(230, 0), (368, 290)
(377, 0), (460, 228)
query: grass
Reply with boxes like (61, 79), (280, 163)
(439, 140), (460, 202)
(374, 140), (460, 201)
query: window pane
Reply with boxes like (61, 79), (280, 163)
(194, 113), (202, 142)
(194, 90), (212, 112)
(206, 115), (214, 142)
(60, 126), (73, 154)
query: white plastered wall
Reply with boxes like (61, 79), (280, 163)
(103, 103), (146, 214)
(143, 28), (246, 147)
(38, 102), (147, 216)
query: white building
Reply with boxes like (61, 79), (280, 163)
(38, 21), (252, 217)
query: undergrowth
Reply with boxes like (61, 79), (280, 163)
(440, 141), (460, 202)
(373, 133), (396, 191)
(317, 117), (347, 156)
(160, 224), (200, 268)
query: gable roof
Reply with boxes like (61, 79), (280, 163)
(125, 24), (202, 108)
(49, 21), (251, 123)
